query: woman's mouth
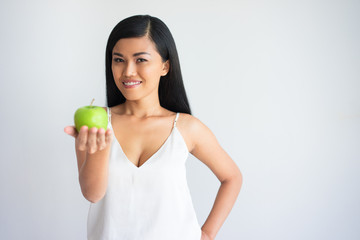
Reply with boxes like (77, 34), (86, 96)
(122, 81), (142, 88)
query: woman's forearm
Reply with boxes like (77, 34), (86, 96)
(78, 148), (110, 203)
(201, 173), (243, 239)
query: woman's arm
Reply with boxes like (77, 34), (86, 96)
(64, 125), (113, 203)
(188, 116), (243, 239)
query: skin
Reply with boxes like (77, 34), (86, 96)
(64, 36), (242, 239)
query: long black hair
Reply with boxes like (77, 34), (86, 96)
(105, 15), (191, 115)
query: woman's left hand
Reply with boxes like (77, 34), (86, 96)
(201, 230), (213, 240)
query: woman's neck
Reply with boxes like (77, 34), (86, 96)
(121, 99), (164, 118)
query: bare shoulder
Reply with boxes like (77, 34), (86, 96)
(102, 104), (122, 115)
(177, 113), (216, 153)
(178, 113), (208, 132)
(104, 104), (125, 114)
(178, 113), (241, 183)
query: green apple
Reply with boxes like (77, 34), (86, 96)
(74, 99), (108, 132)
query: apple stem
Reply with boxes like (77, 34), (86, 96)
(90, 98), (95, 107)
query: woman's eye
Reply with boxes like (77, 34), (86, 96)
(113, 58), (124, 63)
(136, 58), (147, 63)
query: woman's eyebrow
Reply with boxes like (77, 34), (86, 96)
(113, 52), (151, 57)
(133, 52), (151, 57)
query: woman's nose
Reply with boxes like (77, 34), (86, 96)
(123, 62), (136, 77)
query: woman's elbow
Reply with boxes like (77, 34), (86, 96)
(81, 188), (105, 203)
(224, 168), (243, 191)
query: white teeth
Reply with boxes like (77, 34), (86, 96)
(123, 82), (141, 86)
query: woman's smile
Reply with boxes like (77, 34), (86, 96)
(111, 36), (169, 100)
(122, 80), (142, 88)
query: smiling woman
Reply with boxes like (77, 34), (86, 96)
(111, 37), (169, 101)
(104, 15), (189, 114)
(64, 14), (242, 240)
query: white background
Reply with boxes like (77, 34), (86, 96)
(0, 0), (359, 239)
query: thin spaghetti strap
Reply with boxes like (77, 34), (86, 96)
(173, 112), (179, 128)
(107, 107), (111, 125)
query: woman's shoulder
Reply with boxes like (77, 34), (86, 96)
(178, 113), (207, 132)
(177, 113), (214, 152)
(102, 104), (124, 115)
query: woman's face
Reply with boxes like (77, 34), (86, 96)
(111, 36), (169, 102)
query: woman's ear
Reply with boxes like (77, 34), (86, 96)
(161, 60), (170, 76)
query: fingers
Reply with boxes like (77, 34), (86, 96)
(87, 127), (98, 154)
(97, 128), (106, 151)
(64, 126), (78, 138)
(77, 126), (89, 151)
(98, 128), (113, 151)
(105, 129), (113, 145)
(76, 126), (112, 154)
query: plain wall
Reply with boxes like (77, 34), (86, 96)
(0, 0), (359, 239)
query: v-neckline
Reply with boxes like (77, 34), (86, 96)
(109, 115), (177, 169)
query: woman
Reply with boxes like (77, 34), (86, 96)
(65, 15), (242, 240)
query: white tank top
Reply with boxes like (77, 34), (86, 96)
(87, 108), (202, 240)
